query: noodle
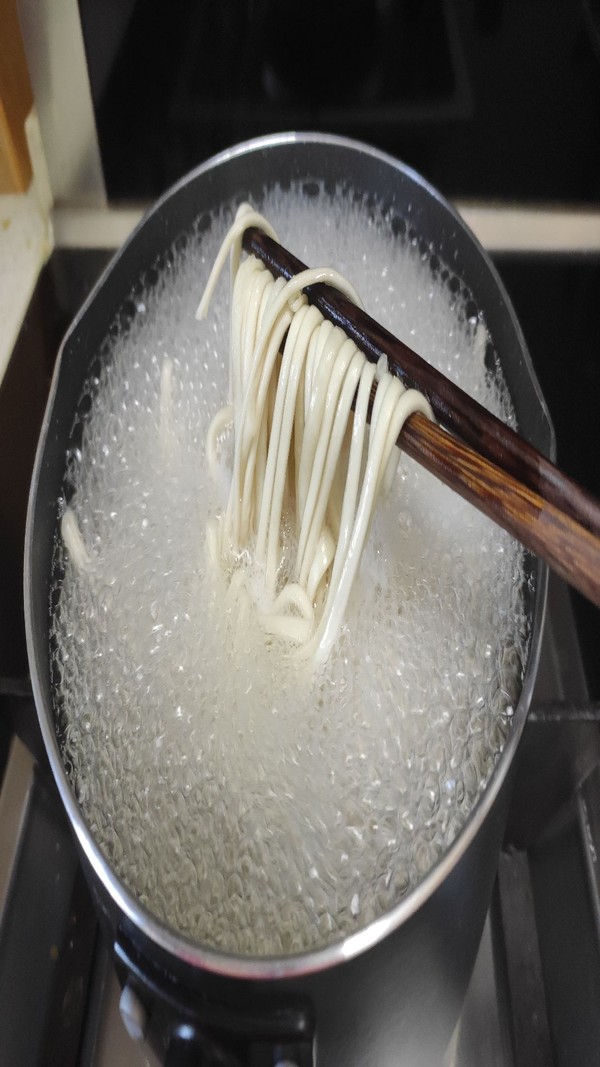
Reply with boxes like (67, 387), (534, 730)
(198, 204), (434, 663)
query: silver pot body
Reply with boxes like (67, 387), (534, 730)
(25, 133), (551, 1066)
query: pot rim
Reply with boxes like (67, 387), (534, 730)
(25, 130), (551, 982)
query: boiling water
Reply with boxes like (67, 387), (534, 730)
(52, 185), (527, 956)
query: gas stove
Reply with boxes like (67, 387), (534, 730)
(0, 244), (599, 1066)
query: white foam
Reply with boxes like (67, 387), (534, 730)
(52, 184), (527, 957)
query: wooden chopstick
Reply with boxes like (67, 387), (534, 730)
(241, 226), (600, 609)
(243, 227), (600, 539)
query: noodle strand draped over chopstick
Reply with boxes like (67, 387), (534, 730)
(197, 204), (433, 663)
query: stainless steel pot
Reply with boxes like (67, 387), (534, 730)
(25, 133), (552, 1067)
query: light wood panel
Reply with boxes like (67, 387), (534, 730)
(0, 0), (33, 192)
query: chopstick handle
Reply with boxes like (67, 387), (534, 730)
(401, 413), (600, 609)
